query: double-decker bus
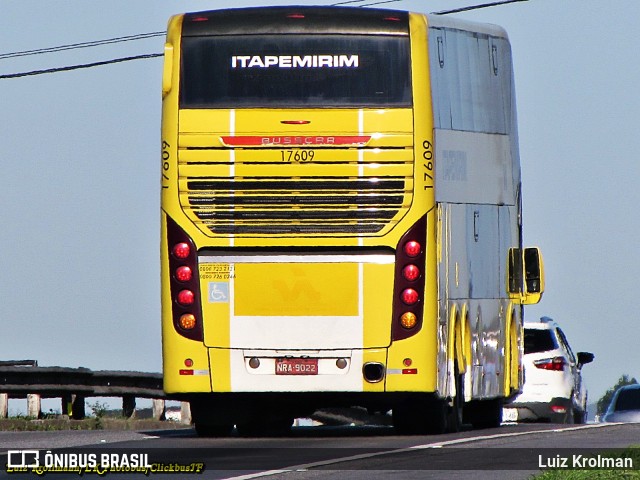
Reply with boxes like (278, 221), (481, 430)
(160, 6), (544, 435)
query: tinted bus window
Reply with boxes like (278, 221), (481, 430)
(180, 35), (411, 108)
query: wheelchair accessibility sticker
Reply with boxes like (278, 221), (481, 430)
(208, 282), (229, 303)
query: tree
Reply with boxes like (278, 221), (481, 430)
(596, 374), (638, 415)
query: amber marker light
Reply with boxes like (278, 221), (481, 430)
(179, 313), (196, 330)
(400, 312), (417, 329)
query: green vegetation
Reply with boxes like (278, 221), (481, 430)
(88, 400), (109, 429)
(0, 403), (188, 431)
(0, 417), (188, 431)
(597, 375), (638, 416)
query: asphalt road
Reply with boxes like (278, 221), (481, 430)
(0, 423), (638, 480)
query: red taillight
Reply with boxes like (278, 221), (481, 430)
(175, 266), (192, 282)
(287, 13), (305, 19)
(172, 242), (190, 259)
(401, 288), (419, 305)
(404, 241), (421, 257)
(392, 216), (427, 341)
(177, 289), (195, 306)
(166, 216), (202, 342)
(402, 264), (420, 281)
(534, 356), (566, 371)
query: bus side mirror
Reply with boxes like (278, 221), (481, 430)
(162, 43), (174, 98)
(507, 247), (545, 305)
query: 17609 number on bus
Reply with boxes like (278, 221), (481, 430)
(280, 150), (315, 163)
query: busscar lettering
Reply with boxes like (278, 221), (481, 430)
(231, 54), (359, 69)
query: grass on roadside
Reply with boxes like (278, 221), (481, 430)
(0, 417), (189, 432)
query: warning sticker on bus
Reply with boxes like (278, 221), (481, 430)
(275, 358), (318, 375)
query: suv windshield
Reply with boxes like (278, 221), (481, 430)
(524, 328), (557, 354)
(180, 35), (411, 108)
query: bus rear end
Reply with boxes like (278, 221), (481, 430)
(161, 7), (436, 433)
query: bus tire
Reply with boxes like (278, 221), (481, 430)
(236, 414), (294, 437)
(464, 398), (502, 429)
(446, 367), (464, 433)
(393, 397), (447, 435)
(194, 423), (233, 437)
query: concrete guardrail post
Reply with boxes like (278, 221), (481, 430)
(152, 399), (166, 421)
(0, 393), (8, 419)
(27, 394), (41, 419)
(181, 401), (192, 425)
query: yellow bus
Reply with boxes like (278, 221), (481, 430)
(160, 6), (544, 436)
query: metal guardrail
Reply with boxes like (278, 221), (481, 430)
(0, 364), (170, 420)
(0, 366), (164, 398)
(0, 364), (373, 427)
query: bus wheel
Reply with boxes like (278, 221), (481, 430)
(236, 415), (294, 437)
(464, 398), (502, 429)
(446, 367), (464, 433)
(393, 397), (447, 435)
(194, 423), (233, 437)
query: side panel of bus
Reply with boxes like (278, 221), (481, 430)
(428, 20), (524, 401)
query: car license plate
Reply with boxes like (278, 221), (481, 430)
(275, 358), (318, 375)
(502, 408), (518, 422)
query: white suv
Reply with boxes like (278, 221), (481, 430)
(503, 317), (594, 423)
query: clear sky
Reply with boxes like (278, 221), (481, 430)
(1, 0), (638, 406)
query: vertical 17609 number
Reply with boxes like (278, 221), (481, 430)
(422, 140), (434, 190)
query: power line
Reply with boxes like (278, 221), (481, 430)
(432, 0), (528, 15)
(354, 0), (403, 6)
(330, 0), (370, 5)
(0, 53), (162, 80)
(0, 32), (165, 61)
(0, 0), (529, 80)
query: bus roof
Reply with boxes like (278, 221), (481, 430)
(426, 14), (509, 39)
(181, 6), (409, 36)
